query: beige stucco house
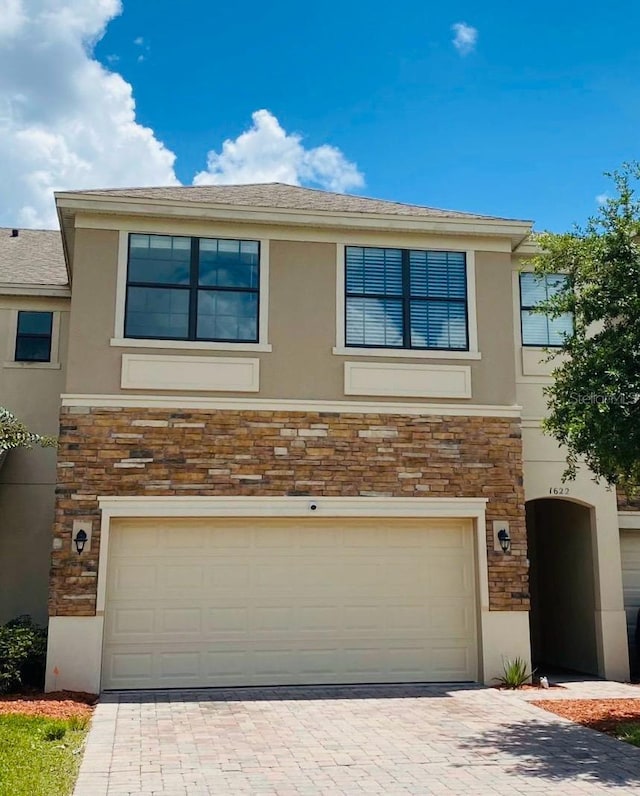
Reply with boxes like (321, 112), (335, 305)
(3, 184), (640, 694)
(0, 227), (69, 625)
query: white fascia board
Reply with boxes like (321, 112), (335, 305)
(55, 194), (533, 241)
(0, 284), (71, 298)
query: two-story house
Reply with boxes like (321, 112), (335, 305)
(5, 184), (637, 694)
(0, 227), (69, 625)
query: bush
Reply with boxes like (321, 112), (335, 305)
(42, 721), (67, 741)
(494, 656), (535, 689)
(0, 615), (47, 694)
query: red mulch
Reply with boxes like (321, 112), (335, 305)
(0, 690), (97, 720)
(533, 698), (640, 734)
(494, 683), (565, 691)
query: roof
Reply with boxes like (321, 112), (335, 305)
(0, 227), (67, 287)
(60, 182), (527, 223)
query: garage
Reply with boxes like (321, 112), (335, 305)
(101, 516), (479, 689)
(620, 530), (640, 674)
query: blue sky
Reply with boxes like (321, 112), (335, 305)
(2, 1), (639, 229)
(90, 0), (639, 231)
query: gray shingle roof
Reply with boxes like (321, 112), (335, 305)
(0, 227), (67, 286)
(63, 182), (525, 222)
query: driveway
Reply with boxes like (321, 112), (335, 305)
(75, 683), (640, 795)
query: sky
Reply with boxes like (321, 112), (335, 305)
(1, 0), (639, 230)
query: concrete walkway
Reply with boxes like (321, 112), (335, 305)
(75, 683), (640, 796)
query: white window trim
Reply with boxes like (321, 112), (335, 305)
(3, 308), (61, 369)
(61, 392), (523, 417)
(334, 243), (480, 360)
(113, 230), (270, 352)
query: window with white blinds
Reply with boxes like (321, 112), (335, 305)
(345, 246), (468, 351)
(520, 272), (573, 346)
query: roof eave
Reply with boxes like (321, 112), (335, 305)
(0, 283), (71, 297)
(55, 192), (533, 249)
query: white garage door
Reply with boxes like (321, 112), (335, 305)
(621, 530), (640, 667)
(102, 517), (478, 689)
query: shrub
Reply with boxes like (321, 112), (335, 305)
(42, 721), (67, 741)
(66, 715), (89, 731)
(494, 656), (535, 689)
(0, 615), (47, 694)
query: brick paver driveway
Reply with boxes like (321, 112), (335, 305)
(75, 684), (640, 795)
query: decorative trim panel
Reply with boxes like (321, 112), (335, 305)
(344, 361), (472, 399)
(120, 354), (260, 392)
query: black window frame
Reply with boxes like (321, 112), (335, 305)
(519, 272), (572, 348)
(14, 310), (53, 363)
(124, 233), (261, 343)
(344, 246), (469, 351)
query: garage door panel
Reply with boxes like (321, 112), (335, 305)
(206, 606), (248, 633)
(103, 517), (478, 688)
(112, 563), (157, 594)
(429, 603), (475, 635)
(106, 607), (154, 635)
(160, 607), (202, 633)
(431, 645), (473, 676)
(621, 531), (640, 666)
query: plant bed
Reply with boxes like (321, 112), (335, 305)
(0, 689), (96, 720)
(533, 698), (640, 748)
(494, 682), (566, 691)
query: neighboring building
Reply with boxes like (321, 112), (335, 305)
(0, 227), (70, 624)
(3, 184), (637, 694)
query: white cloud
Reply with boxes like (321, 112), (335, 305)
(0, 0), (177, 227)
(133, 36), (144, 45)
(452, 22), (478, 56)
(0, 3), (364, 228)
(193, 109), (364, 193)
(596, 193), (609, 205)
(0, 0), (27, 39)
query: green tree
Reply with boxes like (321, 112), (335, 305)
(529, 163), (640, 493)
(0, 407), (57, 453)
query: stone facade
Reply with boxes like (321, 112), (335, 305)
(617, 488), (640, 512)
(50, 407), (528, 616)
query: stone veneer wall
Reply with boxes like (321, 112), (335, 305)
(617, 489), (640, 511)
(50, 407), (528, 616)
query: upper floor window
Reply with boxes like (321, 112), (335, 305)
(520, 272), (573, 347)
(15, 311), (53, 362)
(345, 246), (468, 350)
(124, 234), (260, 342)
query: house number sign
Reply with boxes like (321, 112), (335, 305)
(548, 487), (570, 496)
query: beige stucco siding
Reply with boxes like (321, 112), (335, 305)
(472, 252), (517, 405)
(65, 227), (517, 406)
(0, 295), (69, 624)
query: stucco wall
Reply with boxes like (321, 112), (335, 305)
(64, 226), (517, 406)
(0, 295), (69, 623)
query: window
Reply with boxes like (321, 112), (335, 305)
(520, 273), (573, 346)
(14, 311), (53, 362)
(124, 234), (260, 342)
(345, 246), (468, 350)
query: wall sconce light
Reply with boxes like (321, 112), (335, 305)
(73, 529), (88, 555)
(497, 527), (511, 554)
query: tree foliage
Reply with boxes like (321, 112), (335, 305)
(530, 163), (640, 492)
(0, 407), (57, 453)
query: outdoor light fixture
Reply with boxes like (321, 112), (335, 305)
(73, 529), (88, 555)
(497, 527), (511, 554)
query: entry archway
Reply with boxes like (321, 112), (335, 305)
(526, 497), (600, 676)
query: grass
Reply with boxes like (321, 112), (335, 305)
(615, 722), (640, 747)
(0, 713), (89, 796)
